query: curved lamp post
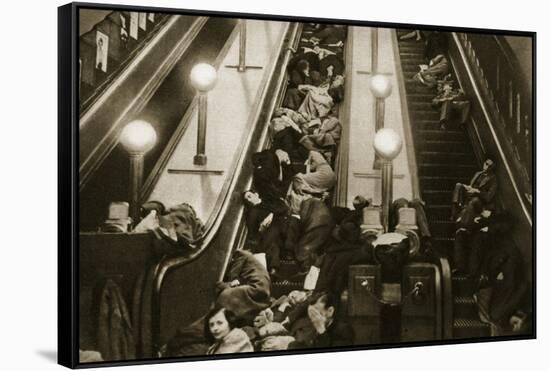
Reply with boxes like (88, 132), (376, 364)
(373, 128), (403, 232)
(120, 119), (157, 225)
(370, 74), (393, 169)
(190, 63), (218, 166)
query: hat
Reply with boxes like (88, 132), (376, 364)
(352, 195), (370, 210)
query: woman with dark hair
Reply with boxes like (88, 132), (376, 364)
(204, 306), (253, 354)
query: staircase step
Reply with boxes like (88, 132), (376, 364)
(409, 101), (435, 110)
(410, 109), (441, 121)
(426, 204), (452, 219)
(412, 119), (447, 131)
(452, 274), (475, 297)
(419, 163), (477, 177)
(407, 93), (436, 102)
(420, 175), (470, 190)
(453, 318), (491, 338)
(427, 219), (455, 236)
(398, 39), (424, 45)
(420, 140), (469, 152)
(277, 259), (300, 277)
(419, 151), (477, 164)
(271, 279), (303, 299)
(432, 236), (453, 257)
(402, 64), (423, 73)
(398, 48), (424, 56)
(404, 83), (436, 94)
(417, 129), (468, 142)
(454, 296), (479, 318)
(422, 190), (452, 205)
(400, 54), (427, 62)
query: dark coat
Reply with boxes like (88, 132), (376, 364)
(252, 149), (292, 203)
(97, 280), (136, 361)
(481, 235), (528, 323)
(470, 170), (498, 209)
(245, 198), (289, 240)
(272, 127), (309, 163)
(293, 198), (335, 262)
(216, 250), (271, 318)
(288, 318), (355, 349)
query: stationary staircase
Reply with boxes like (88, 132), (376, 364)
(396, 31), (492, 339)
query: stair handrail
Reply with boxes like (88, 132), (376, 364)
(451, 32), (532, 226)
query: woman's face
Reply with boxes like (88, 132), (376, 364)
(208, 309), (231, 340)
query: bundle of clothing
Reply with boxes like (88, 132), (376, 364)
(215, 250), (272, 318)
(135, 201), (205, 254)
(412, 54), (449, 88)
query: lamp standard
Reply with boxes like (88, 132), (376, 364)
(373, 128), (403, 232)
(369, 74), (393, 169)
(119, 120), (157, 224)
(189, 63), (218, 166)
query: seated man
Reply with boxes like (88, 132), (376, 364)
(451, 157), (498, 222)
(216, 250), (271, 319)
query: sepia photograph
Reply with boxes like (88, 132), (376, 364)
(59, 2), (535, 368)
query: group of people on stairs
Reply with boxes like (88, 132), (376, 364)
(401, 29), (531, 334)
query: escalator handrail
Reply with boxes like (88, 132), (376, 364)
(391, 29), (421, 199)
(451, 32), (532, 226)
(151, 22), (302, 295)
(79, 13), (172, 115)
(216, 23), (305, 282)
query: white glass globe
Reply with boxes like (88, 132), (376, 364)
(120, 120), (157, 154)
(190, 63), (218, 92)
(369, 74), (392, 99)
(373, 128), (403, 161)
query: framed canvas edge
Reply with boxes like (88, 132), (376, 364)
(58, 1), (537, 369)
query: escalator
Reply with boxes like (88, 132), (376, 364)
(79, 15), (239, 230)
(396, 31), (533, 339)
(136, 23), (304, 357)
(397, 32), (491, 339)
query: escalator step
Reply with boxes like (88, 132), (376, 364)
(426, 219), (455, 236)
(419, 163), (477, 177)
(417, 129), (468, 141)
(453, 318), (491, 338)
(454, 296), (479, 318)
(420, 176), (470, 191)
(419, 151), (477, 164)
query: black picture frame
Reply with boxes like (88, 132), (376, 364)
(58, 2), (536, 368)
